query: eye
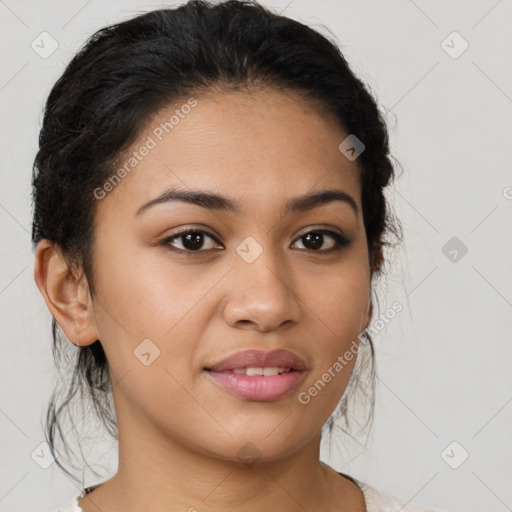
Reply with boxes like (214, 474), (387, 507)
(160, 229), (223, 253)
(159, 228), (351, 255)
(291, 229), (351, 253)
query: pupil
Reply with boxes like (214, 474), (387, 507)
(183, 232), (203, 250)
(304, 232), (322, 250)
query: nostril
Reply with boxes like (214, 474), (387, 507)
(236, 320), (254, 328)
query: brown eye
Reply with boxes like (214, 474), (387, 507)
(160, 230), (222, 252)
(292, 230), (351, 253)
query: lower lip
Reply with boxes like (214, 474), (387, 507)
(206, 370), (306, 402)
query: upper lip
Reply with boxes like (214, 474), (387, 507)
(205, 349), (307, 372)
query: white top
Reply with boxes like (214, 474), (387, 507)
(55, 476), (448, 512)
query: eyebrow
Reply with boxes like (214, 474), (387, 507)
(135, 187), (358, 217)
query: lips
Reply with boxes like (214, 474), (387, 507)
(205, 349), (307, 373)
(204, 349), (307, 402)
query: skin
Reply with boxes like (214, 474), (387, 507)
(34, 87), (373, 512)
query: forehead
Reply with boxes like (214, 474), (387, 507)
(99, 87), (362, 217)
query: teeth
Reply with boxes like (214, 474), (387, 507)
(246, 367), (264, 376)
(232, 367), (289, 376)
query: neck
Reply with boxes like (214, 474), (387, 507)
(80, 392), (365, 512)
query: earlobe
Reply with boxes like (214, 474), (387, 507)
(34, 239), (99, 346)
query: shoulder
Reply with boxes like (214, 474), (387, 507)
(53, 486), (89, 512)
(351, 477), (449, 512)
(53, 495), (82, 512)
(54, 482), (103, 512)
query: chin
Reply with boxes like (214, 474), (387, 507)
(193, 427), (314, 466)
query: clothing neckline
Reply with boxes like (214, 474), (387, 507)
(74, 472), (375, 511)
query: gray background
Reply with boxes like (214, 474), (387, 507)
(1, 1), (511, 511)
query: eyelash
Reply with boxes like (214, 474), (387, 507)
(159, 228), (351, 255)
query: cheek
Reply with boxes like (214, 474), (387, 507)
(311, 261), (370, 341)
(92, 240), (197, 333)
(299, 260), (369, 402)
(90, 246), (214, 380)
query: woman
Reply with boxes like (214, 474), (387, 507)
(32, 1), (447, 510)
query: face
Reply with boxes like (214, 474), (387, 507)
(74, 88), (371, 462)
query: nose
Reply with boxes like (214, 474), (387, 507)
(221, 246), (302, 332)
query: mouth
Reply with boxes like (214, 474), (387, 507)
(204, 349), (307, 402)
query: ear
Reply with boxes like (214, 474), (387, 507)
(34, 239), (99, 346)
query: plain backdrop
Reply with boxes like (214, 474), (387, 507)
(1, 1), (511, 511)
